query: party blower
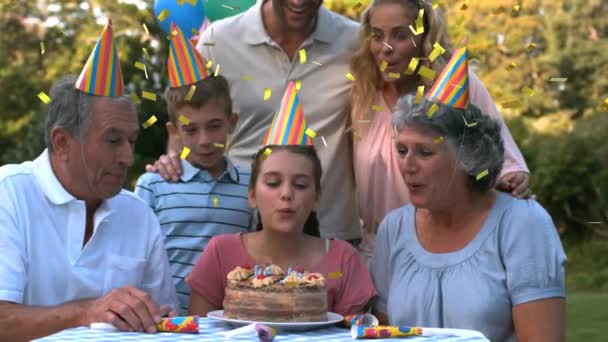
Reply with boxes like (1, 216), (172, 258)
(351, 325), (488, 339)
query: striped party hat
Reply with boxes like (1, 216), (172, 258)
(427, 47), (469, 109)
(168, 22), (209, 88)
(75, 19), (124, 96)
(263, 82), (313, 146)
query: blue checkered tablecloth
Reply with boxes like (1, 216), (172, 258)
(36, 318), (489, 341)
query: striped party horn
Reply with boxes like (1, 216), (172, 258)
(155, 316), (199, 333)
(343, 313), (379, 328)
(351, 325), (422, 339)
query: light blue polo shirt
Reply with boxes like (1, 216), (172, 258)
(135, 157), (253, 313)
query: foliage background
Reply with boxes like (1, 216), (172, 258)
(0, 0), (607, 287)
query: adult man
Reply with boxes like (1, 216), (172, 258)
(153, 0), (362, 242)
(0, 22), (177, 341)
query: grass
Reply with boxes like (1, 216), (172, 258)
(567, 292), (608, 342)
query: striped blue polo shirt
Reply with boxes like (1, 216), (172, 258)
(135, 157), (253, 313)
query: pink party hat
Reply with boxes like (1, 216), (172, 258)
(263, 82), (313, 146)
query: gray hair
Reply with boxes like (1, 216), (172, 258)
(392, 94), (505, 193)
(44, 75), (134, 152)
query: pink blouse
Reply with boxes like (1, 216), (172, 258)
(353, 72), (529, 257)
(185, 234), (377, 316)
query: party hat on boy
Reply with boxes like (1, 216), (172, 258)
(427, 47), (469, 109)
(75, 19), (124, 96)
(167, 22), (209, 88)
(263, 82), (314, 146)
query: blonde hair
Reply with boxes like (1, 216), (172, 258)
(350, 0), (454, 121)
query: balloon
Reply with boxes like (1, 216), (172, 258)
(204, 0), (256, 22)
(154, 0), (206, 39)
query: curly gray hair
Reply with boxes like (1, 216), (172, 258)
(392, 94), (504, 193)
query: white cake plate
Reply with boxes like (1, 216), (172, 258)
(206, 310), (344, 331)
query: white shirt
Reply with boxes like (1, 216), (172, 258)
(0, 150), (178, 309)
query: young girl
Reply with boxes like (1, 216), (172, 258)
(186, 145), (377, 317)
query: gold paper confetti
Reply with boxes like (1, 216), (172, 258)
(380, 60), (388, 72)
(178, 115), (190, 125)
(214, 143), (225, 148)
(142, 48), (150, 59)
(476, 169), (489, 181)
(431, 0), (438, 9)
(212, 196), (218, 207)
(512, 5), (521, 14)
(427, 103), (439, 117)
(142, 23), (149, 36)
(405, 58), (419, 75)
(416, 86), (424, 104)
(461, 1), (468, 10)
(264, 88), (272, 101)
(214, 64), (220, 77)
(134, 61), (146, 70)
(305, 128), (317, 139)
(130, 92), (141, 105)
(505, 62), (517, 71)
(501, 100), (521, 108)
(295, 80), (301, 90)
(527, 42), (537, 51)
(383, 42), (393, 50)
(206, 60), (214, 69)
(601, 98), (608, 111)
(522, 86), (535, 97)
(372, 105), (384, 111)
(142, 91), (156, 101)
(328, 272), (343, 279)
(299, 49), (307, 64)
(262, 147), (272, 159)
(345, 73), (355, 81)
(321, 136), (327, 147)
(428, 42), (446, 62)
(142, 115), (158, 129)
(157, 9), (169, 22)
(40, 41), (45, 54)
(185, 0), (198, 5)
(353, 2), (363, 10)
(191, 28), (199, 36)
(185, 85), (196, 101)
(418, 66), (436, 80)
(388, 72), (401, 79)
(549, 77), (568, 82)
(463, 116), (478, 127)
(37, 92), (52, 104)
(241, 75), (255, 81)
(414, 9), (425, 35)
(180, 147), (191, 159)
(434, 136), (444, 143)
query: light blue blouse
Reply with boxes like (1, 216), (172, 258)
(371, 193), (566, 341)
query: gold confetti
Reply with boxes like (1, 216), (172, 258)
(185, 85), (196, 101)
(431, 0), (439, 9)
(221, 4), (235, 10)
(418, 66), (436, 80)
(512, 5), (521, 14)
(476, 169), (489, 181)
(527, 42), (537, 51)
(157, 9), (169, 22)
(321, 136), (327, 147)
(345, 73), (355, 81)
(427, 103), (439, 117)
(37, 91), (52, 104)
(142, 23), (149, 36)
(202, 42), (216, 46)
(461, 1), (468, 10)
(372, 105), (384, 111)
(214, 143), (225, 148)
(505, 62), (517, 71)
(141, 91), (156, 101)
(299, 49), (307, 64)
(501, 100), (521, 108)
(130, 92), (141, 105)
(264, 88), (272, 101)
(295, 80), (301, 90)
(178, 115), (190, 125)
(241, 75), (255, 81)
(142, 48), (150, 59)
(40, 41), (45, 54)
(405, 58), (419, 75)
(601, 98), (608, 111)
(353, 2), (363, 10)
(191, 28), (199, 36)
(549, 77), (568, 82)
(388, 72), (401, 79)
(434, 136), (444, 143)
(134, 61), (145, 70)
(383, 41), (393, 50)
(180, 147), (191, 159)
(212, 196), (218, 207)
(305, 128), (317, 139)
(206, 60), (214, 69)
(328, 272), (343, 279)
(414, 9), (425, 35)
(214, 64), (220, 77)
(522, 86), (535, 97)
(463, 116), (478, 127)
(185, 0), (198, 4)
(428, 42), (446, 62)
(380, 60), (388, 72)
(262, 147), (272, 159)
(142, 115), (158, 129)
(416, 86), (424, 104)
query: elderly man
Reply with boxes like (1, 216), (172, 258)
(0, 22), (177, 342)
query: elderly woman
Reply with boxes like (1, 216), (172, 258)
(370, 95), (566, 342)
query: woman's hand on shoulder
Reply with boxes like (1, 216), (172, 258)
(496, 171), (534, 199)
(145, 150), (183, 182)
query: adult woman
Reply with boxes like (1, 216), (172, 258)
(371, 95), (566, 341)
(186, 145), (376, 316)
(350, 0), (531, 258)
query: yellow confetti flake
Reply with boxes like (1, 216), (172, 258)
(428, 42), (446, 62)
(328, 272), (343, 279)
(345, 73), (355, 81)
(157, 9), (169, 22)
(501, 100), (521, 109)
(37, 91), (52, 104)
(372, 105), (384, 111)
(178, 115), (190, 125)
(212, 196), (218, 207)
(527, 42), (537, 51)
(405, 58), (419, 75)
(549, 77), (568, 82)
(353, 2), (363, 11)
(214, 64), (221, 77)
(142, 115), (158, 129)
(388, 72), (401, 79)
(295, 80), (302, 90)
(142, 23), (149, 36)
(206, 60), (214, 69)
(512, 5), (521, 14)
(141, 91), (156, 101)
(299, 49), (307, 64)
(134, 61), (145, 71)
(142, 48), (150, 60)
(505, 62), (517, 71)
(418, 66), (436, 80)
(191, 28), (199, 36)
(185, 85), (196, 101)
(413, 9), (425, 35)
(476, 169), (489, 181)
(241, 75), (254, 81)
(180, 147), (191, 159)
(460, 1), (468, 10)
(379, 60), (388, 72)
(40, 41), (45, 54)
(522, 86), (535, 97)
(214, 143), (225, 148)
(185, 0), (198, 4)
(464, 117), (478, 127)
(305, 128), (317, 139)
(434, 136), (444, 143)
(431, 0), (439, 9)
(264, 88), (272, 101)
(600, 98), (608, 111)
(416, 86), (424, 104)
(130, 92), (141, 105)
(427, 103), (439, 117)
(262, 147), (272, 159)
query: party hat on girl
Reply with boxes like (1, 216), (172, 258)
(75, 19), (124, 96)
(427, 47), (469, 109)
(263, 82), (314, 146)
(167, 22), (209, 88)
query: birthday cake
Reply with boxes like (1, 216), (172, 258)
(223, 264), (328, 322)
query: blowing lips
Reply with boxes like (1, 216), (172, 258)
(276, 208), (296, 218)
(406, 182), (424, 192)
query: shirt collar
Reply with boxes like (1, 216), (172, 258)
(180, 158), (240, 183)
(33, 149), (77, 205)
(243, 1), (338, 45)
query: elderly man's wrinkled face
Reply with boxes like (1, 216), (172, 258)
(273, 0), (323, 32)
(69, 97), (139, 200)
